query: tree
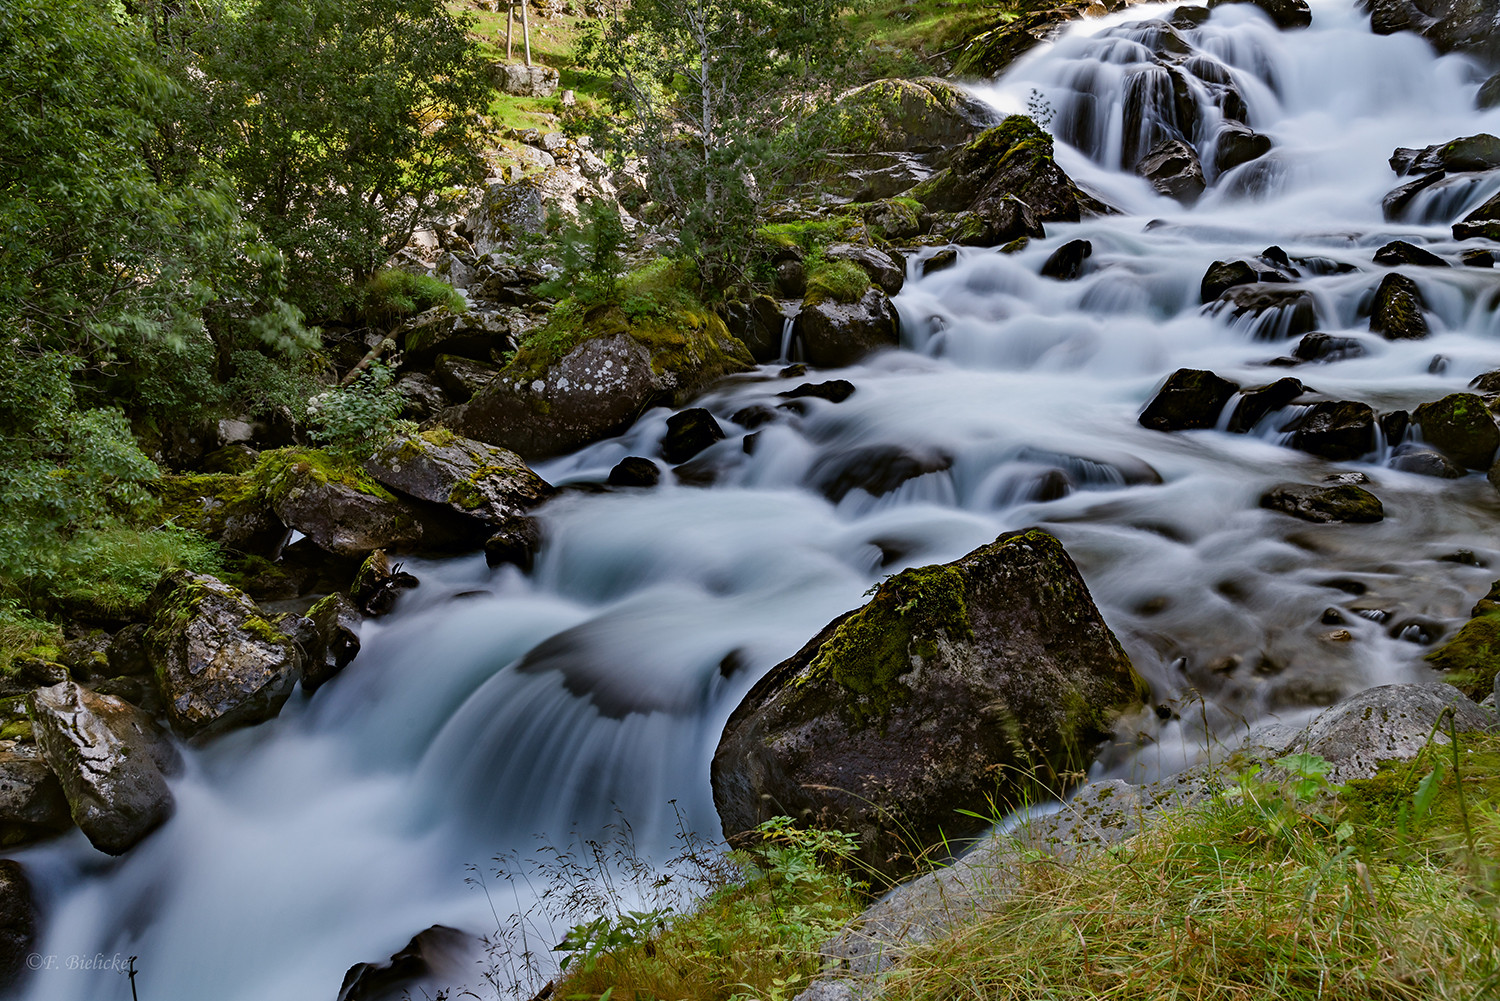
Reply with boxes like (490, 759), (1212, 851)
(578, 0), (857, 284)
(184, 0), (492, 317)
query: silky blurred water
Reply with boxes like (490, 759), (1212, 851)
(17, 2), (1500, 998)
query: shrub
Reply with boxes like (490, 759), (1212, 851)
(363, 269), (466, 324)
(306, 361), (411, 463)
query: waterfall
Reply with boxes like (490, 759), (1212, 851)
(17, 2), (1500, 998)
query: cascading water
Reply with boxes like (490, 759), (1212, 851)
(17, 2), (1500, 998)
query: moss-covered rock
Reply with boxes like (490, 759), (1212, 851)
(1413, 392), (1500, 469)
(819, 77), (999, 157)
(1282, 400), (1378, 461)
(152, 473), (286, 558)
(1425, 580), (1500, 700)
(144, 570), (304, 739)
(711, 528), (1146, 878)
(794, 288), (902, 368)
(1369, 272), (1430, 340)
(255, 448), (425, 558)
(364, 429), (551, 530)
(1259, 482), (1384, 523)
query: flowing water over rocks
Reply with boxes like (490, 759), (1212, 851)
(17, 2), (1500, 998)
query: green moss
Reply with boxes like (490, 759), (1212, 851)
(1425, 611), (1500, 699)
(240, 614), (290, 646)
(252, 447), (399, 504)
(806, 564), (973, 728)
(1342, 730), (1500, 851)
(755, 214), (865, 253)
(804, 258), (871, 306)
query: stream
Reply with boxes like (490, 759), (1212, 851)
(16, 0), (1500, 997)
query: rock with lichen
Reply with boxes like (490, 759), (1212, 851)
(711, 528), (1146, 878)
(144, 571), (304, 738)
(257, 448), (426, 557)
(364, 429), (551, 528)
(1413, 393), (1500, 470)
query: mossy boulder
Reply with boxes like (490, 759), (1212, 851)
(448, 309), (753, 460)
(1138, 368), (1240, 431)
(256, 448), (425, 558)
(1259, 482), (1384, 523)
(1282, 400), (1378, 461)
(29, 681), (180, 854)
(794, 288), (901, 369)
(906, 116), (1080, 245)
(1369, 273), (1430, 340)
(711, 528), (1146, 878)
(152, 473), (286, 558)
(821, 77), (999, 157)
(1413, 392), (1500, 469)
(144, 570), (305, 739)
(1425, 580), (1500, 700)
(364, 429), (551, 530)
(301, 592), (362, 694)
(957, 2), (1100, 78)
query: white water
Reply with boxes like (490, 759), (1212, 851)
(17, 2), (1500, 998)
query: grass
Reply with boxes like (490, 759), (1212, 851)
(848, 0), (1027, 73)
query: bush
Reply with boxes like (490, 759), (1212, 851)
(306, 361), (411, 463)
(363, 269), (466, 325)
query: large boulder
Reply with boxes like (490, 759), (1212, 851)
(29, 682), (180, 855)
(490, 62), (559, 97)
(907, 116), (1080, 233)
(1413, 393), (1500, 469)
(1366, 0), (1500, 64)
(0, 751), (71, 847)
(711, 528), (1146, 877)
(1369, 273), (1430, 340)
(820, 78), (999, 157)
(794, 289), (902, 368)
(448, 309), (753, 459)
(152, 474), (287, 558)
(144, 571), (304, 739)
(364, 430), (551, 529)
(1392, 134), (1500, 175)
(0, 861), (34, 989)
(1281, 400), (1378, 460)
(1138, 368), (1239, 431)
(258, 449), (425, 558)
(1136, 139), (1205, 203)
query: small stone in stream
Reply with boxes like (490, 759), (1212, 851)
(1323, 471), (1372, 486)
(742, 431), (762, 455)
(1374, 240), (1448, 268)
(1389, 443), (1465, 478)
(1462, 248), (1496, 268)
(1226, 377), (1303, 433)
(1296, 333), (1368, 364)
(1282, 400), (1377, 461)
(1201, 260), (1278, 304)
(1470, 370), (1500, 394)
(729, 405), (779, 429)
(0, 861), (35, 988)
(1369, 273), (1429, 340)
(1137, 139), (1205, 203)
(1413, 392), (1500, 469)
(1429, 355), (1449, 375)
(779, 363), (808, 379)
(1438, 549), (1482, 565)
(921, 249), (958, 276)
(301, 593), (362, 693)
(660, 409), (726, 465)
(1138, 368), (1240, 431)
(352, 550), (420, 617)
(1214, 123), (1273, 173)
(1040, 240), (1093, 281)
(1380, 409), (1410, 445)
(1213, 285), (1317, 339)
(1321, 608), (1345, 625)
(607, 457), (661, 488)
(1259, 483), (1384, 523)
(778, 380), (856, 404)
(1390, 618), (1441, 645)
(482, 514), (542, 571)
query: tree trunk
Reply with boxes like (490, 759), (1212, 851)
(506, 1), (514, 60)
(521, 0), (532, 67)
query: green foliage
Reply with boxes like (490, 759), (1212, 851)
(363, 269), (466, 324)
(536, 198), (630, 307)
(804, 256), (871, 305)
(44, 524), (224, 619)
(306, 361), (411, 463)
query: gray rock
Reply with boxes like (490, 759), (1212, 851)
(712, 528), (1145, 879)
(260, 451), (425, 557)
(144, 571), (305, 738)
(0, 861), (35, 988)
(301, 593), (362, 694)
(395, 372), (452, 421)
(1291, 682), (1498, 782)
(0, 751), (71, 845)
(365, 430), (549, 529)
(29, 682), (180, 855)
(824, 245), (904, 296)
(1137, 139), (1205, 204)
(490, 62), (560, 97)
(795, 289), (901, 368)
(1259, 482), (1384, 523)
(433, 354), (500, 404)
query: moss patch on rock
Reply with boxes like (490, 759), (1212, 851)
(804, 258), (873, 306)
(1426, 609), (1500, 700)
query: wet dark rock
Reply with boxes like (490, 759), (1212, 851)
(1480, 73), (1500, 109)
(259, 450), (424, 558)
(0, 753), (71, 846)
(301, 593), (362, 694)
(908, 116), (1080, 226)
(1369, 273), (1430, 340)
(660, 409), (726, 465)
(1282, 400), (1378, 461)
(1413, 392), (1500, 469)
(448, 326), (752, 460)
(395, 372), (452, 421)
(729, 405), (780, 430)
(1373, 240), (1448, 267)
(808, 446), (953, 502)
(1470, 369), (1500, 394)
(778, 380), (856, 404)
(1139, 368), (1240, 431)
(1213, 123), (1273, 173)
(1201, 260), (1274, 303)
(711, 529), (1145, 878)
(946, 196), (1044, 247)
(30, 682), (180, 855)
(1259, 482), (1384, 523)
(1136, 139), (1205, 204)
(0, 861), (35, 989)
(1391, 134), (1500, 176)
(482, 514), (543, 571)
(795, 289), (901, 368)
(1453, 189), (1500, 241)
(724, 296), (787, 364)
(1171, 4), (1212, 26)
(780, 363), (808, 379)
(1463, 248), (1497, 267)
(351, 550), (420, 617)
(432, 355), (499, 404)
(922, 249), (958, 275)
(337, 925), (473, 1001)
(1040, 239), (1093, 281)
(607, 456), (662, 488)
(144, 571), (305, 738)
(1381, 409), (1411, 444)
(1213, 284), (1318, 339)
(365, 431), (550, 530)
(1209, 0), (1312, 28)
(825, 244), (904, 296)
(775, 259), (808, 298)
(1293, 332), (1365, 363)
(1389, 443), (1465, 478)
(1390, 617), (1443, 645)
(1226, 377), (1304, 432)
(1382, 171), (1447, 220)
